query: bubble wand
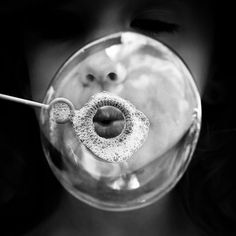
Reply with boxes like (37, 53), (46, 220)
(0, 93), (49, 109)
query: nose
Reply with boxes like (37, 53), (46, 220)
(86, 71), (118, 84)
(81, 51), (126, 88)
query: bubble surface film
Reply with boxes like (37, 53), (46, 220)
(40, 32), (201, 211)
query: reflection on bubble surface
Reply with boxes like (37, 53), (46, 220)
(40, 32), (201, 211)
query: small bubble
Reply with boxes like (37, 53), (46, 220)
(51, 101), (71, 124)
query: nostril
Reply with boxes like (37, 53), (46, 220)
(106, 72), (118, 81)
(86, 73), (96, 82)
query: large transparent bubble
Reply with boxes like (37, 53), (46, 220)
(39, 32), (201, 211)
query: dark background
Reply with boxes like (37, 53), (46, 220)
(0, 1), (235, 235)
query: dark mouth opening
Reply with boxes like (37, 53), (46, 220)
(93, 106), (125, 138)
(95, 120), (113, 126)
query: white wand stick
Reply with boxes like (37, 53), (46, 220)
(0, 93), (49, 109)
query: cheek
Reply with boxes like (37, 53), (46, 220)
(158, 26), (213, 95)
(175, 38), (211, 95)
(26, 42), (78, 102)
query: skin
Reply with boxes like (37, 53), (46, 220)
(23, 0), (214, 235)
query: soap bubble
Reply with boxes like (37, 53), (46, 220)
(39, 32), (201, 211)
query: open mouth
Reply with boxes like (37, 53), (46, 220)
(93, 106), (125, 138)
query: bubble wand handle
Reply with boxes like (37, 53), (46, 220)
(0, 93), (49, 109)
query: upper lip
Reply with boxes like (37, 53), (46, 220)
(93, 106), (124, 123)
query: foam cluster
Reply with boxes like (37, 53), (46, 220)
(72, 92), (150, 162)
(49, 98), (74, 124)
(50, 92), (150, 163)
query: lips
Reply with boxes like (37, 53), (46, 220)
(93, 106), (125, 138)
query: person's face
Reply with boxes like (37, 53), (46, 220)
(24, 0), (213, 102)
(22, 0), (213, 209)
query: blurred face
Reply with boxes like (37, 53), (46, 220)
(22, 0), (214, 210)
(24, 0), (213, 102)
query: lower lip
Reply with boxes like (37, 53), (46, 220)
(94, 120), (125, 138)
